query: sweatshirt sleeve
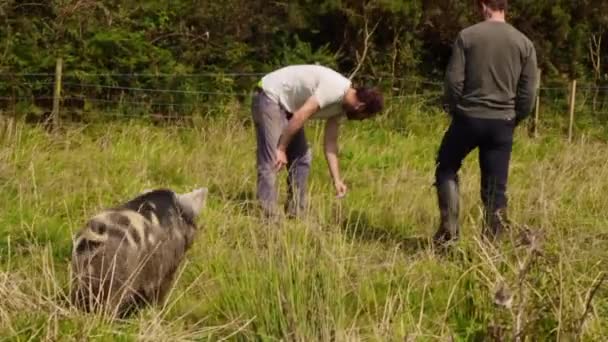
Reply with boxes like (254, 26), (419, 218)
(443, 34), (466, 114)
(515, 43), (539, 123)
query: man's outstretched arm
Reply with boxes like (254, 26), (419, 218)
(324, 116), (347, 197)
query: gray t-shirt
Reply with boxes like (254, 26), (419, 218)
(260, 65), (352, 120)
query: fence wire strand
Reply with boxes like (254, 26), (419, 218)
(2, 72), (608, 125)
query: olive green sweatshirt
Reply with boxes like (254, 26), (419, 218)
(444, 20), (538, 122)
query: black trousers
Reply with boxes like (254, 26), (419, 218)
(435, 115), (515, 211)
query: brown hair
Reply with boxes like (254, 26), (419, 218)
(355, 87), (384, 116)
(478, 0), (508, 11)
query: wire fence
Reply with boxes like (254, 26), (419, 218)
(0, 69), (447, 116)
(1, 66), (608, 139)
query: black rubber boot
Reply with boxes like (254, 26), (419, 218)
(433, 180), (460, 248)
(482, 207), (509, 242)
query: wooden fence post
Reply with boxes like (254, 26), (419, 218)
(532, 68), (542, 138)
(568, 79), (577, 143)
(51, 57), (63, 130)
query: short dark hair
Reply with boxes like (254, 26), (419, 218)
(355, 87), (384, 116)
(479, 0), (508, 11)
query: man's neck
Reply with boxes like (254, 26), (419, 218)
(485, 11), (506, 22)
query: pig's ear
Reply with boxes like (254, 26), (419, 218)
(176, 188), (208, 217)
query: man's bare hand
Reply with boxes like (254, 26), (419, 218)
(274, 148), (288, 172)
(334, 179), (348, 198)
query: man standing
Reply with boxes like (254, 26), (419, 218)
(251, 64), (384, 218)
(434, 0), (538, 246)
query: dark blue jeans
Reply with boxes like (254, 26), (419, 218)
(251, 88), (312, 216)
(435, 115), (515, 211)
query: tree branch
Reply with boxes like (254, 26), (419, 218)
(349, 16), (379, 80)
(151, 31), (210, 44)
(589, 33), (602, 77)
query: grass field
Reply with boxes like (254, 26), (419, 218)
(0, 104), (607, 341)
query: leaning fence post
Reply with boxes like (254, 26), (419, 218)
(568, 79), (577, 143)
(532, 68), (542, 138)
(51, 57), (63, 130)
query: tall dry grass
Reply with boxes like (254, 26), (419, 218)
(0, 106), (606, 340)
